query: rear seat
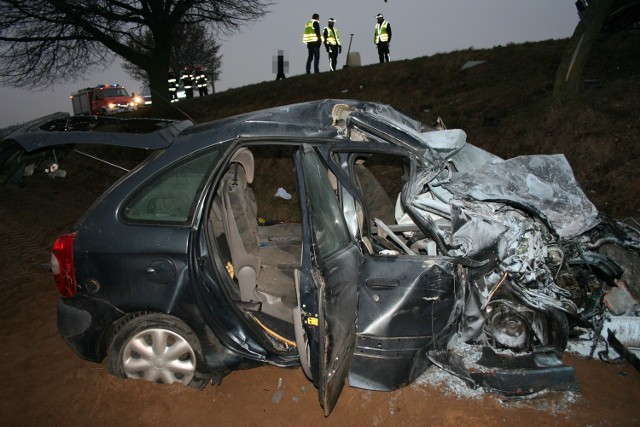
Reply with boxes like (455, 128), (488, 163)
(220, 161), (261, 303)
(217, 148), (300, 323)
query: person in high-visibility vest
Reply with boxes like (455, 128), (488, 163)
(181, 66), (194, 99)
(302, 13), (323, 74)
(374, 13), (392, 63)
(168, 68), (178, 103)
(195, 66), (208, 97)
(323, 18), (342, 72)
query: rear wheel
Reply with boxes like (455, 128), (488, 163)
(108, 313), (209, 389)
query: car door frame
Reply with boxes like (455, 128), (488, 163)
(316, 143), (466, 391)
(294, 144), (363, 415)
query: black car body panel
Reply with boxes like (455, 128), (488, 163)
(350, 256), (464, 391)
(57, 295), (124, 361)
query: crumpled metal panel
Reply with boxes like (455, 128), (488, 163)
(349, 257), (463, 391)
(442, 154), (599, 238)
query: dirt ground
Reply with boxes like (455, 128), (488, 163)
(0, 147), (639, 426)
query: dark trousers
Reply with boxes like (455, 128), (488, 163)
(377, 42), (390, 63)
(306, 44), (320, 74)
(327, 48), (339, 71)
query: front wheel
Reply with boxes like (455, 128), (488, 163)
(107, 313), (209, 389)
(485, 300), (569, 355)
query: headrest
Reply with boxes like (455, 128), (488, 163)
(229, 148), (254, 184)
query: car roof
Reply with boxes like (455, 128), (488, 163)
(2, 100), (425, 154)
(176, 99), (423, 146)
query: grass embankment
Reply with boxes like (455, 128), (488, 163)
(139, 30), (639, 219)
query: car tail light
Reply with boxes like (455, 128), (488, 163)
(51, 232), (77, 297)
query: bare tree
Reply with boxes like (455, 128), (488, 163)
(0, 1), (272, 112)
(122, 22), (222, 97)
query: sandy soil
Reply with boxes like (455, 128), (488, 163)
(0, 152), (639, 426)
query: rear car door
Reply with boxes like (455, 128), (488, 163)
(295, 146), (362, 415)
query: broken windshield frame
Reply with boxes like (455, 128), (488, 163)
(346, 110), (447, 180)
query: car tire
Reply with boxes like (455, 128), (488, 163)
(107, 313), (209, 389)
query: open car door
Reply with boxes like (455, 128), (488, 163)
(296, 146), (362, 415)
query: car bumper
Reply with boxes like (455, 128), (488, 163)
(57, 296), (125, 362)
(428, 346), (578, 396)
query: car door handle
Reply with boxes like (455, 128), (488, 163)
(146, 267), (156, 274)
(365, 278), (399, 289)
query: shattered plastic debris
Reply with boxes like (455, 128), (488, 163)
(413, 364), (484, 400)
(604, 281), (639, 315)
(500, 389), (579, 415)
(460, 60), (487, 71)
(414, 343), (580, 413)
(567, 315), (640, 359)
(271, 377), (285, 404)
(414, 343), (485, 399)
(274, 187), (292, 200)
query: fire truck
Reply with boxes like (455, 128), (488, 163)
(70, 84), (137, 116)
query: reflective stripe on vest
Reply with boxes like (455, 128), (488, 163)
(324, 27), (340, 46)
(303, 20), (320, 43)
(375, 21), (389, 43)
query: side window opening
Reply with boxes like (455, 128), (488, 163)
(348, 152), (431, 256)
(208, 144), (302, 351)
(123, 148), (220, 224)
(301, 149), (353, 261)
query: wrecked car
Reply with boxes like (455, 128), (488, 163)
(3, 100), (639, 414)
(0, 113), (183, 184)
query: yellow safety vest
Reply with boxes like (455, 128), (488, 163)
(302, 20), (320, 44)
(374, 21), (390, 43)
(324, 27), (340, 46)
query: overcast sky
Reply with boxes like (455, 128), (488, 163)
(0, 0), (580, 128)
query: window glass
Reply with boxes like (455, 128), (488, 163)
(123, 149), (220, 223)
(102, 88), (128, 97)
(352, 152), (407, 225)
(302, 149), (352, 259)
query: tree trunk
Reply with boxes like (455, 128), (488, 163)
(147, 63), (171, 115)
(553, 0), (614, 104)
(143, 40), (173, 116)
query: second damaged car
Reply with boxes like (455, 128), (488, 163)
(5, 100), (639, 414)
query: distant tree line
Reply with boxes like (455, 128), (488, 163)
(0, 0), (272, 112)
